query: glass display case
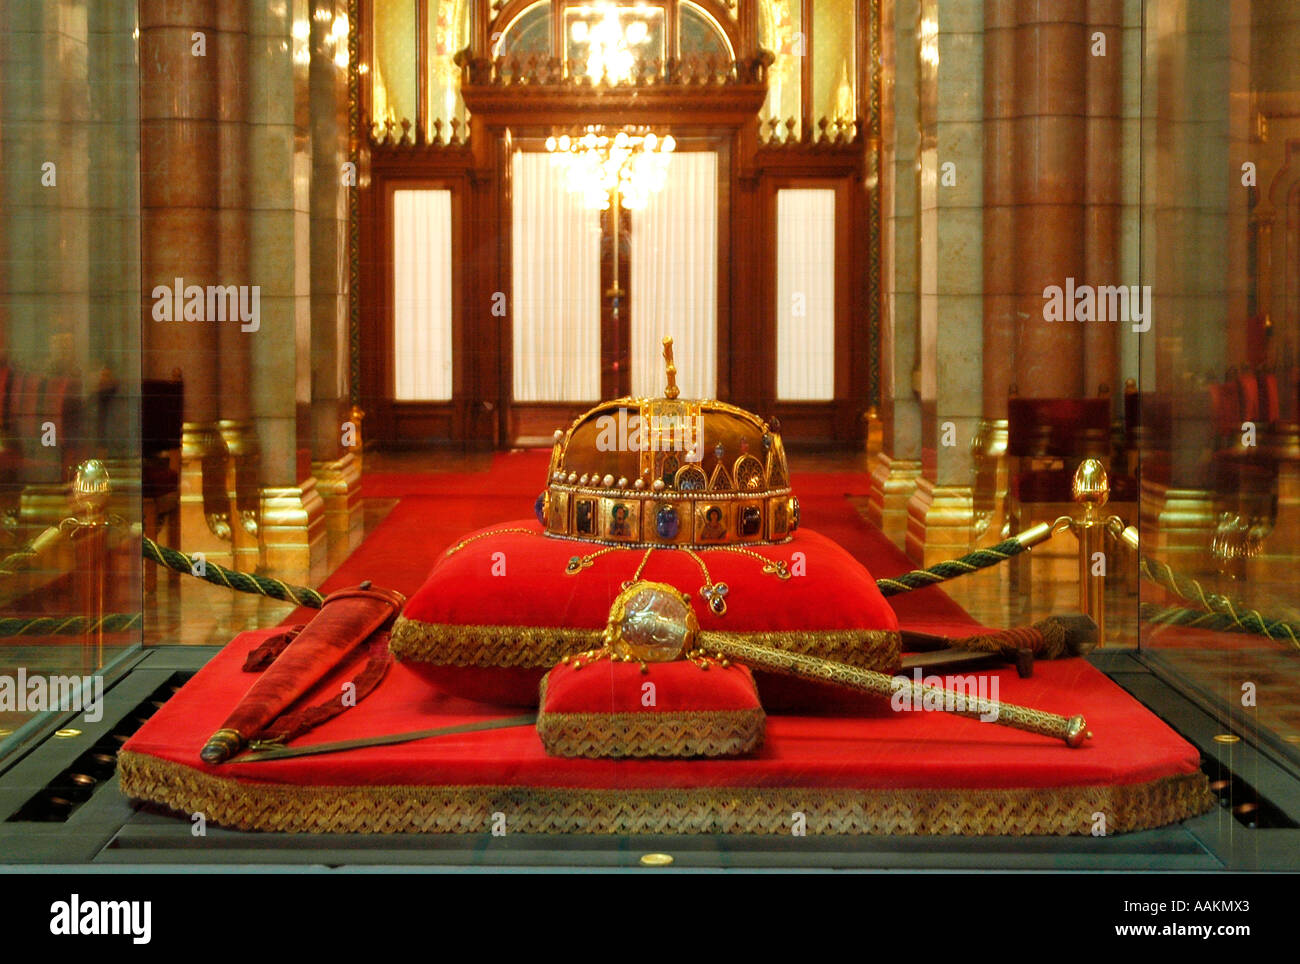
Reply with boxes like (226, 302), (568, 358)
(0, 0), (1296, 890)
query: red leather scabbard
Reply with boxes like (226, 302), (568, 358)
(200, 584), (406, 763)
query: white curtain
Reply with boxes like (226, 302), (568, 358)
(776, 188), (836, 400)
(512, 151), (602, 401)
(393, 189), (454, 401)
(630, 152), (718, 399)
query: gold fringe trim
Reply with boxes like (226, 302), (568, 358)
(538, 708), (766, 758)
(118, 750), (1214, 836)
(389, 615), (901, 671)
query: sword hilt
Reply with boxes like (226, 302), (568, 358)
(200, 728), (244, 764)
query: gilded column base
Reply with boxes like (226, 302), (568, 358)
(312, 452), (364, 567)
(259, 479), (327, 586)
(217, 419), (262, 574)
(970, 419), (1010, 546)
(180, 422), (234, 566)
(904, 479), (975, 567)
(1138, 480), (1217, 576)
(862, 407), (884, 462)
(344, 405), (365, 476)
(867, 454), (922, 549)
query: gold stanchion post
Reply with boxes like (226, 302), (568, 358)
(72, 460), (111, 673)
(1071, 459), (1110, 646)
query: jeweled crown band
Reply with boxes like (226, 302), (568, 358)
(538, 337), (800, 548)
(539, 486), (799, 548)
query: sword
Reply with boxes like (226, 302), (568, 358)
(200, 582), (406, 764)
(237, 714), (538, 762)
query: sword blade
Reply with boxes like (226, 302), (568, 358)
(236, 713), (538, 762)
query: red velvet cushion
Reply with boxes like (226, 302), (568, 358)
(537, 657), (764, 758)
(118, 627), (1215, 836)
(390, 520), (900, 707)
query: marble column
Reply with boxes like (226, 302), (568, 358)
(308, 0), (363, 565)
(973, 0), (1017, 543)
(140, 0), (233, 561)
(1, 0), (93, 530)
(0, 2), (90, 372)
(869, 0), (924, 546)
(1012, 0), (1087, 399)
(1139, 0), (1233, 569)
(982, 0), (1016, 416)
(1242, 0), (1300, 563)
(248, 0), (325, 582)
(905, 0), (985, 565)
(87, 1), (144, 414)
(1084, 0), (1122, 395)
(1149, 5), (1231, 460)
(213, 0), (261, 572)
(0, 1), (144, 643)
(1117, 0), (1142, 389)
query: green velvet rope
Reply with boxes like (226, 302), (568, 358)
(142, 536), (324, 609)
(875, 538), (1028, 597)
(0, 525), (62, 577)
(0, 612), (143, 638)
(0, 543), (42, 576)
(1137, 552), (1300, 649)
(0, 537), (326, 635)
(1139, 601), (1300, 649)
(1137, 554), (1221, 614)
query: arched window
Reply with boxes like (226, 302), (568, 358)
(680, 2), (732, 60)
(493, 2), (738, 74)
(499, 1), (551, 57)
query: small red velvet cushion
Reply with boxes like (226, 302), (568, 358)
(537, 657), (765, 758)
(390, 519), (900, 709)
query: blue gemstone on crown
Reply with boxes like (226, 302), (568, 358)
(656, 505), (680, 539)
(534, 491), (547, 525)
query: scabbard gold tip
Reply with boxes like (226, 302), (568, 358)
(200, 728), (243, 764)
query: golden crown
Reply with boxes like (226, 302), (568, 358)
(536, 338), (799, 548)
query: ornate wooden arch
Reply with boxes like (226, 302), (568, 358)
(488, 0), (744, 60)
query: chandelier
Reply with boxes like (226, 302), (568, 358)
(545, 127), (676, 211)
(569, 2), (654, 85)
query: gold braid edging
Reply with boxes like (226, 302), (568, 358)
(537, 669), (766, 759)
(389, 615), (901, 671)
(117, 751), (1213, 836)
(389, 617), (604, 667)
(537, 708), (766, 758)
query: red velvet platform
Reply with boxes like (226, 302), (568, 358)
(119, 625), (1213, 835)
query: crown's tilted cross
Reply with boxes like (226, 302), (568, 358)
(663, 336), (680, 400)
